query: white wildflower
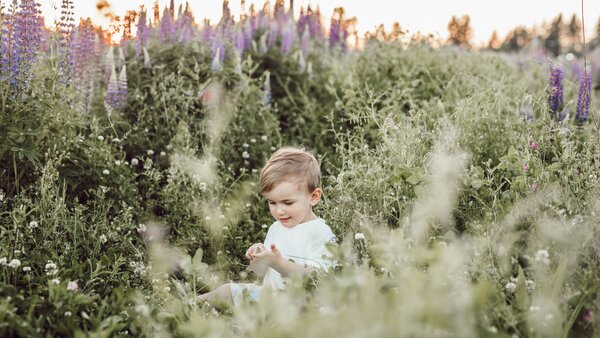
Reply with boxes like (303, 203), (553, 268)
(99, 234), (108, 244)
(45, 261), (58, 276)
(0, 257), (7, 265)
(131, 158), (139, 166)
(163, 287), (171, 292)
(64, 311), (72, 317)
(242, 143), (249, 148)
(147, 150), (154, 156)
(199, 182), (207, 192)
(242, 151), (250, 159)
(8, 259), (21, 268)
(160, 151), (166, 157)
(112, 138), (121, 143)
(526, 280), (536, 292)
(102, 169), (110, 175)
(505, 282), (517, 294)
(23, 266), (31, 272)
(114, 160), (121, 166)
(261, 135), (268, 141)
(135, 304), (149, 316)
(261, 224), (268, 229)
(51, 278), (60, 285)
(137, 223), (147, 233)
(250, 138), (256, 143)
(535, 249), (550, 265)
(354, 233), (365, 241)
(97, 135), (104, 141)
(28, 221), (38, 229)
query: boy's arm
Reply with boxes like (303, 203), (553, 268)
(251, 244), (316, 278)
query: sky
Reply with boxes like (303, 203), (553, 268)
(39, 0), (600, 44)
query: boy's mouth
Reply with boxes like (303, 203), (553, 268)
(279, 217), (291, 221)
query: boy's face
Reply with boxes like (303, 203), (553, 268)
(263, 180), (321, 228)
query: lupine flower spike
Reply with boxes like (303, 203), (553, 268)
(547, 64), (564, 121)
(576, 70), (592, 126)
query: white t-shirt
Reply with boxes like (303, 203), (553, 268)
(262, 218), (336, 290)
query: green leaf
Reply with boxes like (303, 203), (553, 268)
(515, 265), (528, 314)
(547, 162), (562, 171)
(470, 179), (483, 189)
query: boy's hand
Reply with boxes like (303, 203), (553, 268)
(250, 244), (283, 267)
(245, 243), (267, 260)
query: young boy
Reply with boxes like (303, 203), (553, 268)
(198, 147), (336, 306)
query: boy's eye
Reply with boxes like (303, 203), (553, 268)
(284, 202), (293, 206)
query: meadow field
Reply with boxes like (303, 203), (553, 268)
(1, 1), (599, 336)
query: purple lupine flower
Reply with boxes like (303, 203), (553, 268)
(57, 0), (75, 84)
(199, 19), (213, 43)
(1, 2), (17, 83)
(71, 18), (97, 87)
(233, 25), (245, 52)
(267, 21), (278, 49)
(299, 28), (310, 58)
(176, 5), (194, 45)
(280, 22), (295, 55)
(105, 64), (127, 110)
(136, 10), (149, 55)
(159, 7), (175, 43)
(9, 0), (44, 90)
(243, 19), (253, 51)
(103, 45), (114, 83)
(576, 71), (592, 125)
(329, 19), (340, 47)
(211, 33), (225, 64)
(547, 64), (564, 121)
(307, 6), (324, 39)
(211, 47), (222, 72)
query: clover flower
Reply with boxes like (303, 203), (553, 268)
(51, 278), (60, 285)
(28, 220), (38, 229)
(354, 233), (365, 241)
(0, 257), (6, 265)
(547, 64), (564, 121)
(576, 71), (592, 125)
(8, 258), (21, 268)
(67, 280), (78, 291)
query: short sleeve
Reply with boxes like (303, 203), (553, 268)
(303, 223), (337, 270)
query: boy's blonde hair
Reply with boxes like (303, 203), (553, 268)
(260, 147), (321, 193)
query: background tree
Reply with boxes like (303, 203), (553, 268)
(486, 30), (501, 50)
(446, 15), (472, 48)
(544, 14), (563, 56)
(500, 26), (532, 52)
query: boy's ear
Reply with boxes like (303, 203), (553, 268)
(309, 188), (322, 206)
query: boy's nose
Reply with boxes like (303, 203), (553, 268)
(276, 206), (286, 215)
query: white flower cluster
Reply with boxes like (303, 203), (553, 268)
(130, 261), (148, 277)
(535, 249), (550, 265)
(7, 259), (21, 268)
(28, 221), (39, 229)
(45, 260), (58, 276)
(136, 223), (147, 234)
